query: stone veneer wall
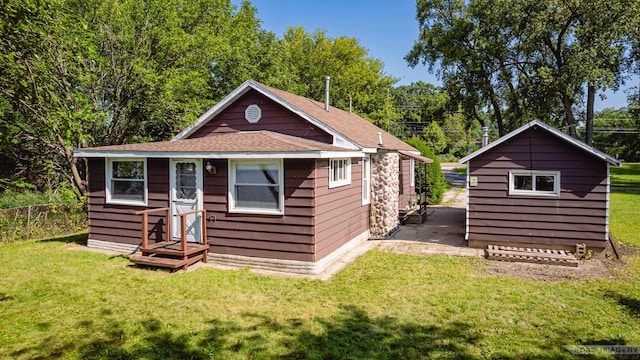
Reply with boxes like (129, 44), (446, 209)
(370, 152), (399, 237)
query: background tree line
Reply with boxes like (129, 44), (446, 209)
(1, 0), (639, 199)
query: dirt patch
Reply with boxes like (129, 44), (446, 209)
(481, 259), (617, 282)
(480, 245), (635, 282)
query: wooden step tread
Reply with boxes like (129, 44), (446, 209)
(142, 242), (209, 257)
(130, 255), (189, 269)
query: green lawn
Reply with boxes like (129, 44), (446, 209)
(611, 163), (640, 189)
(0, 239), (639, 359)
(610, 163), (640, 246)
(1, 166), (639, 359)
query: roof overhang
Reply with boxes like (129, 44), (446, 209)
(399, 150), (433, 163)
(172, 80), (361, 151)
(459, 120), (621, 166)
(73, 150), (365, 159)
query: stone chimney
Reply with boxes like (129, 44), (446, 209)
(369, 152), (399, 237)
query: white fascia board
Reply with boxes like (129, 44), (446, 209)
(361, 148), (378, 154)
(172, 80), (254, 140)
(74, 150), (364, 159)
(459, 120), (621, 166)
(533, 121), (621, 166)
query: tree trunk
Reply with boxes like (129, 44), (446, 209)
(58, 135), (86, 195)
(585, 84), (595, 145)
(488, 92), (505, 136)
(561, 93), (578, 138)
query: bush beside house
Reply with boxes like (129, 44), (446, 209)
(404, 136), (446, 204)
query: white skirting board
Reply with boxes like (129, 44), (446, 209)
(87, 239), (139, 254)
(86, 230), (371, 276)
(208, 230), (370, 275)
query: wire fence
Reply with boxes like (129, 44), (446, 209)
(0, 202), (87, 243)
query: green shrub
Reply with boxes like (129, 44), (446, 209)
(0, 182), (86, 242)
(436, 153), (458, 163)
(404, 136), (446, 204)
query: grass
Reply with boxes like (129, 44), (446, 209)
(610, 163), (640, 246)
(611, 163), (640, 188)
(1, 240), (640, 359)
(0, 164), (639, 359)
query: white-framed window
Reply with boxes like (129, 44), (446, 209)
(362, 156), (371, 205)
(329, 158), (351, 188)
(398, 157), (404, 194)
(409, 158), (415, 187)
(105, 158), (147, 206)
(228, 159), (284, 215)
(509, 170), (560, 197)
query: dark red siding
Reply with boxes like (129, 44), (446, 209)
(314, 158), (369, 261)
(467, 128), (609, 249)
(204, 159), (316, 261)
(398, 157), (416, 210)
(189, 89), (334, 143)
(88, 158), (170, 246)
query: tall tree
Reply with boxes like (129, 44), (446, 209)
(0, 0), (275, 193)
(407, 0), (639, 142)
(280, 27), (397, 119)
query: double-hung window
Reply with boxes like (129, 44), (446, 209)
(509, 170), (560, 197)
(229, 159), (284, 215)
(329, 158), (351, 188)
(106, 158), (147, 205)
(362, 156), (371, 205)
(409, 158), (415, 188)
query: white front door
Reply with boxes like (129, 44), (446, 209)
(170, 159), (203, 242)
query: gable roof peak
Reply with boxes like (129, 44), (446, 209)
(459, 120), (620, 166)
(173, 80), (417, 152)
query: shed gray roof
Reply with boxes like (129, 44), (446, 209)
(459, 120), (621, 166)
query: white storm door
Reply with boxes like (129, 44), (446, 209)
(170, 159), (203, 242)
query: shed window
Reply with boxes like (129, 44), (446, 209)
(229, 159), (284, 215)
(509, 171), (560, 197)
(329, 158), (351, 188)
(106, 159), (147, 205)
(362, 156), (371, 205)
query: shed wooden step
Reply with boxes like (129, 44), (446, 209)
(486, 245), (579, 267)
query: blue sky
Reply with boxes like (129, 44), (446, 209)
(236, 0), (635, 111)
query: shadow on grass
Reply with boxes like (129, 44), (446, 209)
(38, 231), (88, 245)
(606, 291), (640, 318)
(15, 305), (484, 359)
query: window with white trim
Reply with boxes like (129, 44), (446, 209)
(106, 159), (147, 205)
(329, 158), (351, 188)
(398, 157), (404, 194)
(229, 159), (284, 215)
(410, 158), (415, 187)
(362, 156), (371, 205)
(509, 170), (560, 197)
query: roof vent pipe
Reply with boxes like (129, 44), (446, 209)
(481, 126), (489, 147)
(349, 97), (352, 114)
(324, 76), (330, 112)
(378, 132), (384, 147)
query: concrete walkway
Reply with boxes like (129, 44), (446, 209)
(376, 163), (485, 258)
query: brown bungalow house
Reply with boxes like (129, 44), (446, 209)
(459, 120), (620, 252)
(74, 80), (430, 274)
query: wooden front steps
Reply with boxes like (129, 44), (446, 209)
(131, 208), (209, 271)
(486, 245), (579, 267)
(130, 241), (209, 271)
